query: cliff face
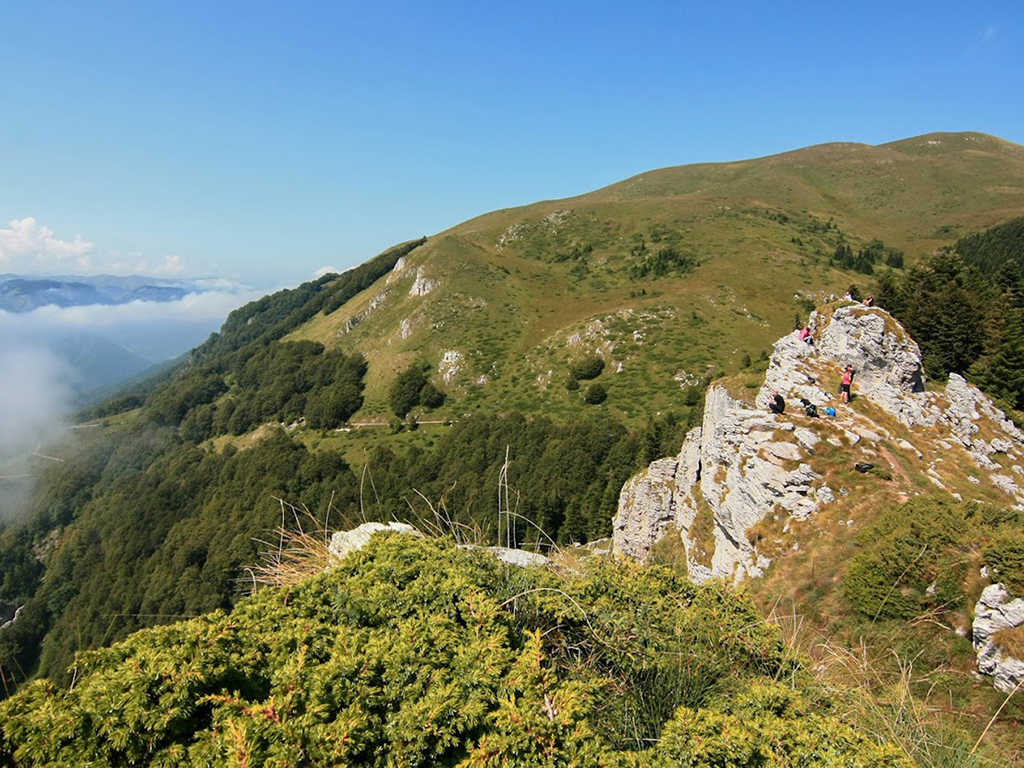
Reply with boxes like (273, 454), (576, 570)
(614, 303), (1024, 573)
(612, 302), (1024, 690)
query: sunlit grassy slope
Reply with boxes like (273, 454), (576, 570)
(288, 132), (1024, 425)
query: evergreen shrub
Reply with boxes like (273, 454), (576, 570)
(842, 496), (1022, 620)
(583, 383), (608, 405)
(0, 535), (907, 766)
(984, 530), (1024, 594)
(570, 355), (605, 381)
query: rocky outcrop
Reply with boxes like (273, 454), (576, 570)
(328, 522), (550, 569)
(481, 547), (551, 568)
(409, 266), (439, 297)
(0, 601), (22, 632)
(973, 584), (1024, 693)
(337, 287), (394, 335)
(817, 307), (931, 425)
(614, 383), (824, 579)
(439, 350), (465, 385)
(698, 388), (821, 579)
(613, 457), (681, 562)
(329, 522), (423, 560)
(941, 373), (1024, 479)
(614, 303), (1024, 584)
(758, 306), (935, 426)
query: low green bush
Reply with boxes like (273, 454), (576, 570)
(583, 382), (608, 404)
(842, 496), (1023, 620)
(0, 535), (906, 766)
(570, 355), (605, 381)
(984, 530), (1024, 594)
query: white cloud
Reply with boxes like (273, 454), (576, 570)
(313, 265), (340, 278)
(0, 345), (74, 457)
(1, 216), (190, 277)
(0, 217), (93, 268)
(110, 254), (186, 277)
(0, 288), (258, 330)
(981, 25), (996, 41)
(153, 254), (184, 275)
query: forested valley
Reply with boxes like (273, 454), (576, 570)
(5, 215), (1024, 699)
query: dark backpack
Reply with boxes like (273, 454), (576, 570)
(805, 403), (818, 418)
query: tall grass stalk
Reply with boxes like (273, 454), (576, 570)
(769, 603), (1009, 767)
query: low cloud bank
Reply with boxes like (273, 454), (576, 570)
(0, 345), (75, 520)
(0, 289), (257, 330)
(0, 288), (258, 364)
(0, 346), (73, 456)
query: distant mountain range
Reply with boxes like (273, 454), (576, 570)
(0, 274), (212, 312)
(0, 273), (243, 402)
(46, 332), (156, 395)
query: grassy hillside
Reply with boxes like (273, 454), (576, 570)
(288, 132), (1024, 424)
(2, 132), (1024, 761)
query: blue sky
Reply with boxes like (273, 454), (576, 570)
(0, 1), (1021, 287)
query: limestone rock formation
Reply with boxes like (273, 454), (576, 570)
(816, 306), (931, 426)
(386, 255), (409, 283)
(439, 350), (465, 385)
(973, 584), (1024, 693)
(328, 522), (550, 569)
(337, 287), (394, 335)
(0, 601), (21, 632)
(614, 303), (1024, 581)
(614, 383), (824, 580)
(613, 457), (680, 562)
(941, 373), (1024, 477)
(481, 547), (551, 568)
(328, 522), (422, 560)
(409, 266), (439, 297)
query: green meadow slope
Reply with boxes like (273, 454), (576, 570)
(3, 132), (1024, 763)
(289, 132), (1024, 425)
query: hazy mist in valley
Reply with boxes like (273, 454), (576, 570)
(0, 344), (75, 521)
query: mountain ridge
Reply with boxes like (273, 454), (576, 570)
(2, 130), (1024, 762)
(283, 131), (1024, 429)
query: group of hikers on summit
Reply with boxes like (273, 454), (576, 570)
(768, 363), (854, 416)
(767, 300), (861, 417)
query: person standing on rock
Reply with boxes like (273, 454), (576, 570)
(769, 389), (785, 414)
(840, 365), (854, 403)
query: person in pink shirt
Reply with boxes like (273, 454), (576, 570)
(840, 365), (854, 403)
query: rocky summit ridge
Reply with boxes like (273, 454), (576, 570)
(613, 301), (1024, 690)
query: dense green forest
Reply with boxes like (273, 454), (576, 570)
(876, 216), (1024, 408)
(0, 407), (689, 697)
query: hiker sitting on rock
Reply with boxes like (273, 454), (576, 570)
(840, 365), (854, 403)
(798, 326), (813, 344)
(769, 389), (785, 414)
